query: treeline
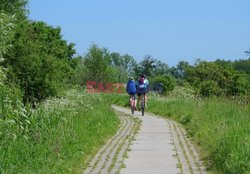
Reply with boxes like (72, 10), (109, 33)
(72, 46), (250, 97)
(171, 59), (250, 96)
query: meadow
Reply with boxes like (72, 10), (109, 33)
(0, 88), (119, 174)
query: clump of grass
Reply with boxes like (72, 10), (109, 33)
(0, 88), (119, 173)
(110, 91), (250, 174)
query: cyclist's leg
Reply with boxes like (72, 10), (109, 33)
(137, 93), (141, 108)
(131, 94), (135, 108)
(129, 94), (133, 107)
(134, 94), (137, 109)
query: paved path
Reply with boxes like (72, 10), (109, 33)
(84, 106), (206, 174)
(115, 106), (179, 174)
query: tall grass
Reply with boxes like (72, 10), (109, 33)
(0, 88), (119, 173)
(109, 89), (250, 174)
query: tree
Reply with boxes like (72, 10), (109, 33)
(122, 54), (137, 74)
(151, 75), (176, 94)
(4, 21), (76, 104)
(0, 0), (28, 20)
(152, 60), (170, 77)
(184, 61), (249, 96)
(139, 55), (156, 77)
(110, 52), (122, 66)
(171, 61), (191, 79)
(0, 13), (15, 60)
(110, 52), (137, 81)
(214, 59), (233, 69)
(84, 45), (113, 83)
(199, 80), (221, 97)
(233, 58), (250, 75)
(227, 73), (248, 95)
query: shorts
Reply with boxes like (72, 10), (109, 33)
(129, 93), (136, 100)
(137, 93), (145, 97)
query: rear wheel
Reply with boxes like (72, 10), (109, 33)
(130, 96), (135, 115)
(141, 94), (145, 116)
(131, 106), (134, 114)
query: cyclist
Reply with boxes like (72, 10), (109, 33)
(142, 74), (149, 107)
(126, 77), (137, 110)
(136, 74), (148, 110)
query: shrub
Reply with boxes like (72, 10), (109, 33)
(150, 75), (176, 94)
(199, 80), (222, 96)
(4, 21), (76, 105)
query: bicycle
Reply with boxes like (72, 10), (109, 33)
(129, 95), (136, 114)
(140, 93), (145, 116)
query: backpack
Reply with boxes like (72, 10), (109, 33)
(127, 81), (136, 94)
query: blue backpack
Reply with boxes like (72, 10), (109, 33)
(126, 80), (136, 94)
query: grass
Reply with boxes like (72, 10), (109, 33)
(1, 84), (249, 174)
(0, 88), (119, 174)
(108, 89), (250, 174)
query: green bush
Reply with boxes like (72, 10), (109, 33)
(227, 73), (248, 96)
(4, 21), (76, 105)
(150, 75), (176, 94)
(185, 61), (249, 96)
(199, 80), (222, 96)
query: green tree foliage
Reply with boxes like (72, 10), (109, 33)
(0, 13), (15, 60)
(138, 56), (170, 77)
(215, 58), (250, 89)
(233, 58), (250, 79)
(84, 44), (116, 83)
(3, 21), (76, 104)
(227, 73), (248, 95)
(171, 61), (191, 79)
(139, 55), (156, 76)
(185, 61), (248, 96)
(110, 52), (137, 82)
(215, 59), (233, 69)
(122, 54), (137, 74)
(72, 46), (138, 85)
(152, 60), (170, 77)
(0, 0), (28, 20)
(199, 80), (221, 96)
(0, 13), (20, 111)
(151, 75), (176, 94)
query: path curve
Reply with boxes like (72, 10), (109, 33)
(83, 106), (206, 174)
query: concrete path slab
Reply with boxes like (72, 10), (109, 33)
(113, 106), (180, 174)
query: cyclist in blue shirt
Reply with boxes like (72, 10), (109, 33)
(126, 77), (137, 110)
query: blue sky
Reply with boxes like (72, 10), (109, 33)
(28, 0), (250, 66)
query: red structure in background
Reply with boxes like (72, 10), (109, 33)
(86, 81), (125, 93)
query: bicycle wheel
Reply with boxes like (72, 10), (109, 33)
(141, 95), (145, 116)
(130, 95), (135, 114)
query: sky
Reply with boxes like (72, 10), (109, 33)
(28, 0), (250, 66)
